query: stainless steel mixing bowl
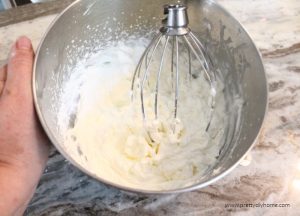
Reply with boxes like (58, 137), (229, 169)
(33, 0), (268, 194)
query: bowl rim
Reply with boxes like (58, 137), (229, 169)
(32, 0), (269, 195)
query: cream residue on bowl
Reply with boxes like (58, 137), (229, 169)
(58, 37), (226, 190)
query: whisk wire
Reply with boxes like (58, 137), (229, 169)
(171, 37), (175, 89)
(188, 46), (192, 81)
(183, 35), (213, 86)
(140, 33), (164, 119)
(174, 36), (179, 119)
(154, 36), (170, 119)
(183, 42), (192, 81)
(189, 32), (210, 72)
(183, 34), (216, 130)
(131, 33), (162, 98)
(189, 32), (217, 82)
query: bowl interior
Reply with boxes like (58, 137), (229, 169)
(34, 0), (267, 193)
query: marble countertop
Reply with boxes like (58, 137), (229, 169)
(0, 0), (299, 215)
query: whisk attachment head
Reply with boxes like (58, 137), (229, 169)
(160, 4), (190, 36)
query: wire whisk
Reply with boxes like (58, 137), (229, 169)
(131, 4), (216, 131)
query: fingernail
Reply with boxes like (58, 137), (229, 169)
(16, 36), (32, 50)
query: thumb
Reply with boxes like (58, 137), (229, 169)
(3, 36), (34, 99)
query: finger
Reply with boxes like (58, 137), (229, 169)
(0, 65), (7, 81)
(0, 82), (4, 96)
(3, 36), (34, 98)
(0, 65), (7, 96)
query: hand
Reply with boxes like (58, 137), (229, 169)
(0, 37), (50, 216)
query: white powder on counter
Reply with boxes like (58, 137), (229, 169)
(58, 37), (226, 190)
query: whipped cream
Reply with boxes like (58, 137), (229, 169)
(59, 38), (225, 190)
